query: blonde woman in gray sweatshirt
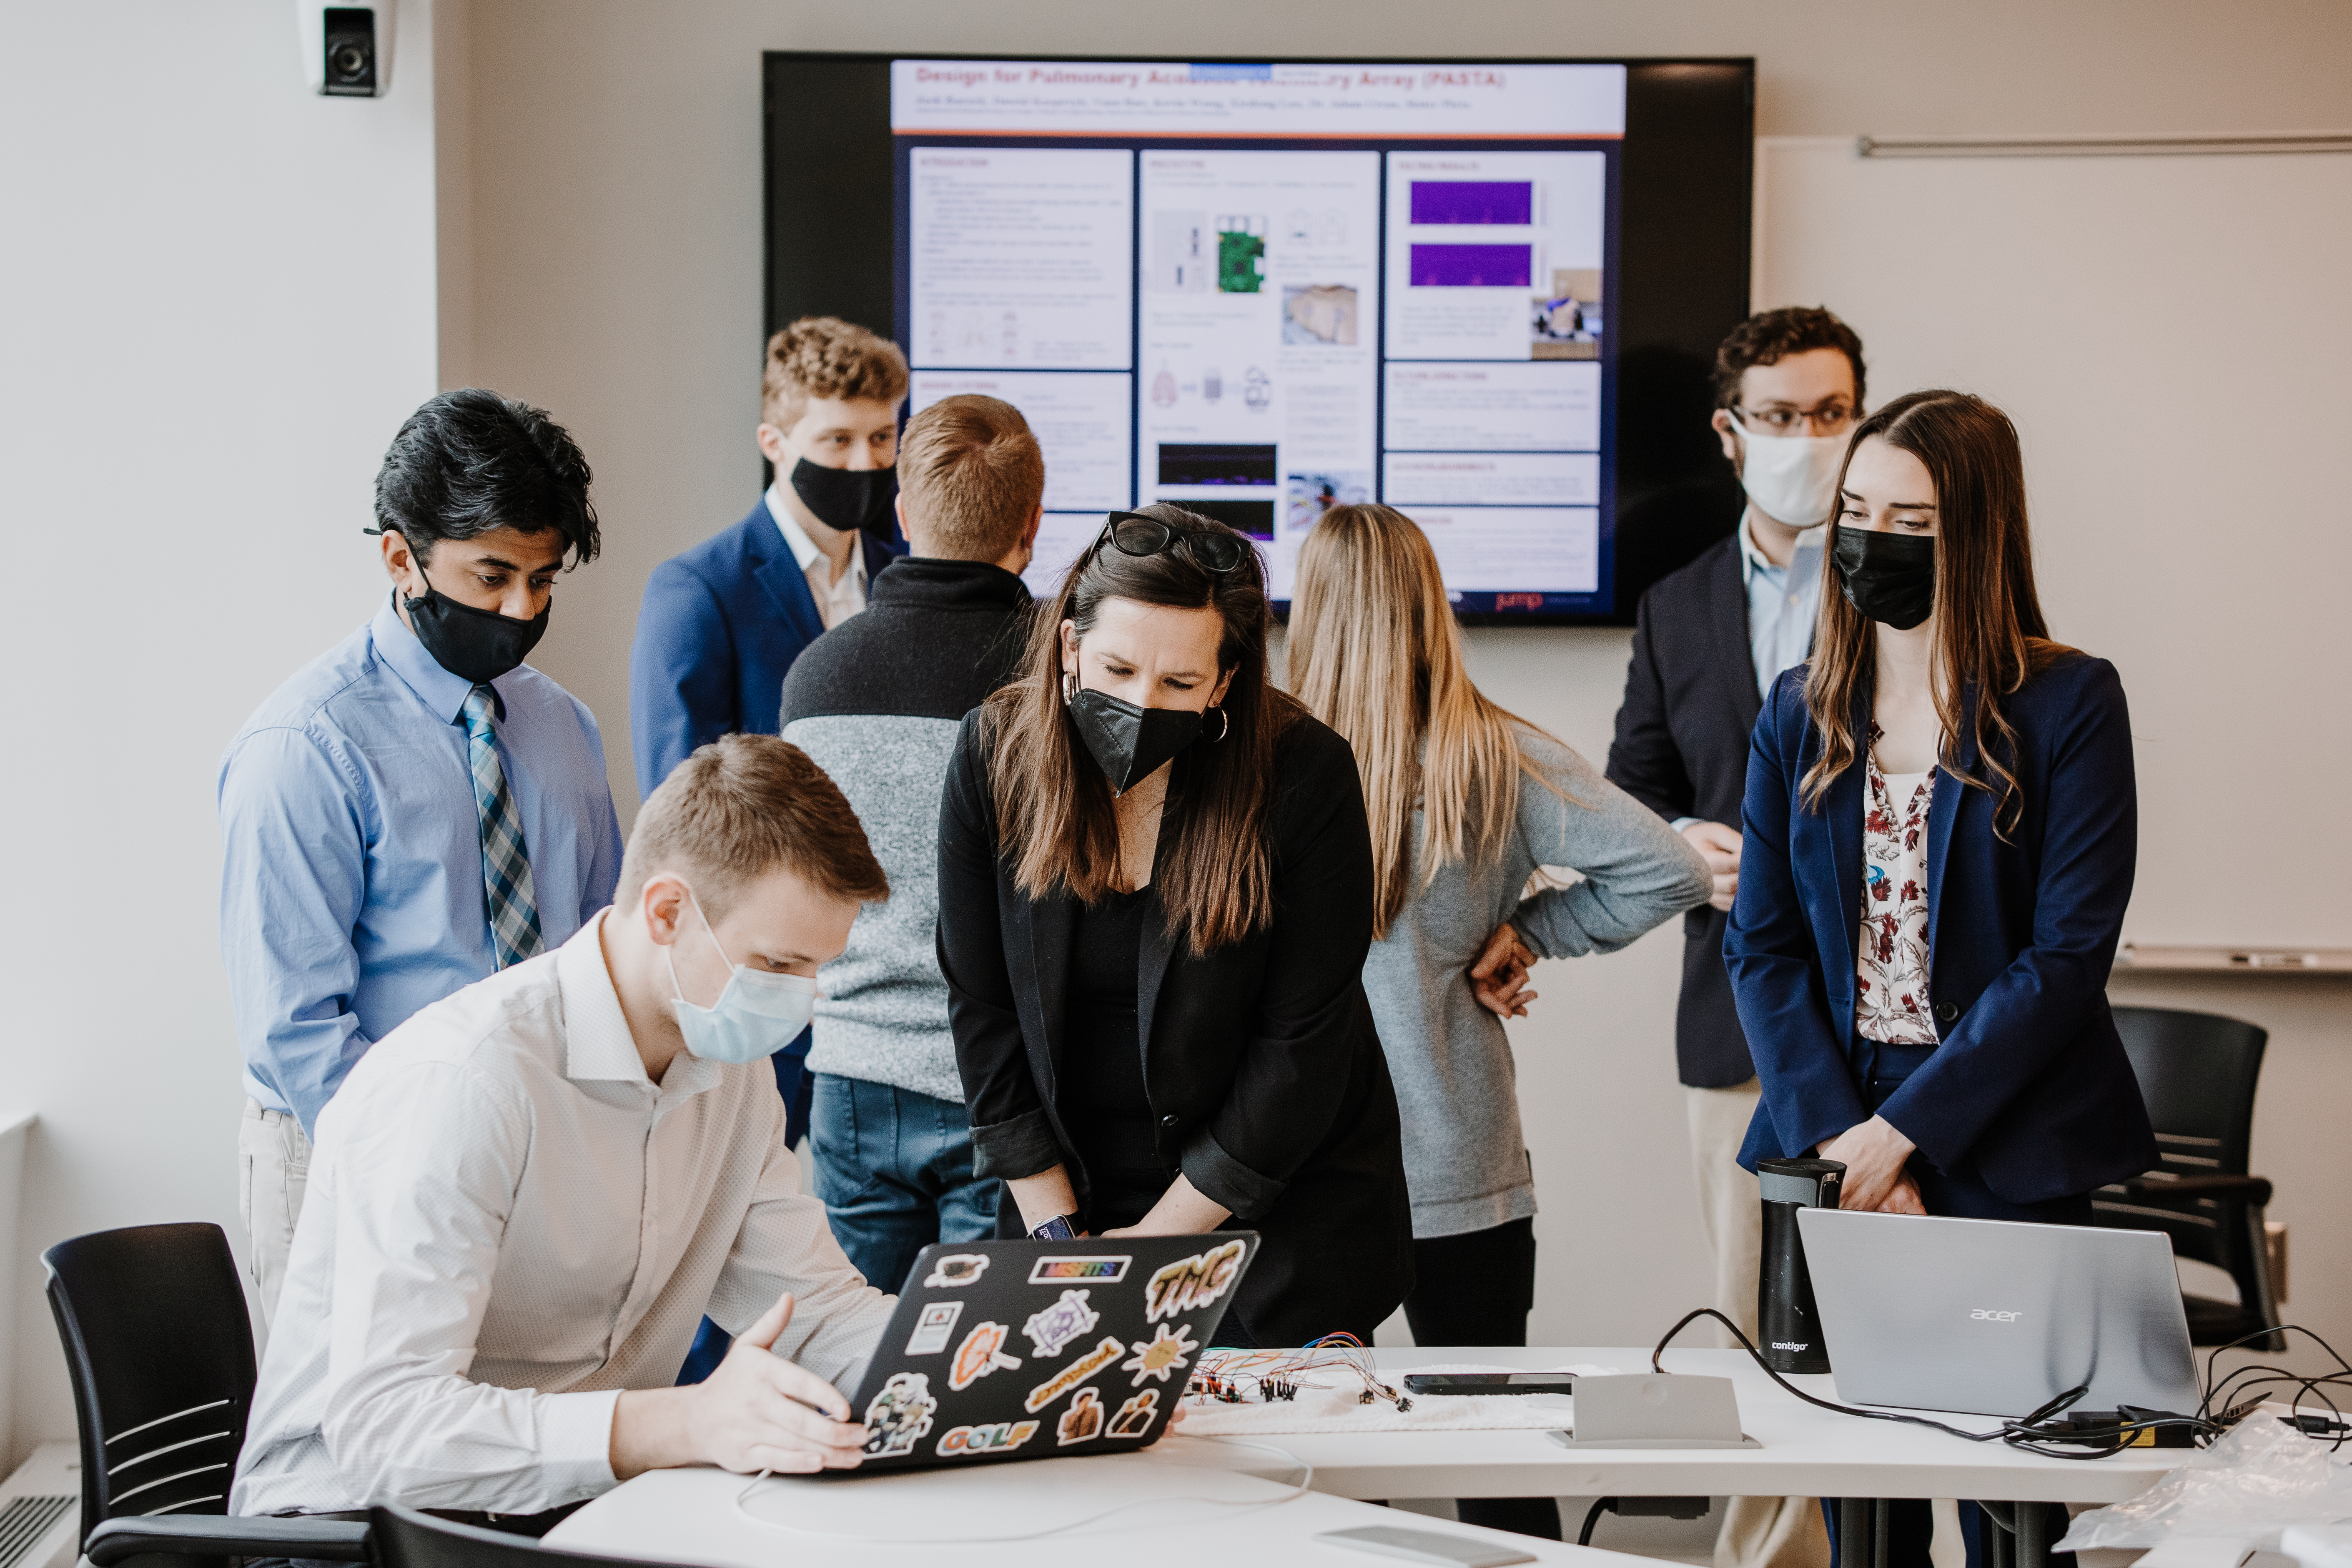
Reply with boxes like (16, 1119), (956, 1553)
(1288, 504), (1710, 1541)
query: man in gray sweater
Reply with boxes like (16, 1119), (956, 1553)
(778, 394), (1042, 1293)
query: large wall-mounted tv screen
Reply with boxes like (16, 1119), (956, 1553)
(766, 55), (1753, 624)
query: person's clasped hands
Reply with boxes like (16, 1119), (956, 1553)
(1468, 921), (1538, 1018)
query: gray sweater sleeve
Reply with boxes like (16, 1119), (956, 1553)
(1507, 732), (1713, 961)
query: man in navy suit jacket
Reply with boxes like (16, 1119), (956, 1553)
(630, 316), (910, 799)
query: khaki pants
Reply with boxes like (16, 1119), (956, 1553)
(238, 1098), (311, 1327)
(1687, 1081), (1830, 1568)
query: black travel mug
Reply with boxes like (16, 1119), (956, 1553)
(1756, 1157), (1845, 1374)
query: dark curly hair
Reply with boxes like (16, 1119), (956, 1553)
(1711, 306), (1867, 411)
(373, 388), (599, 566)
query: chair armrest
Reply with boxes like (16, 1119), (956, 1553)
(2121, 1173), (2274, 1205)
(86, 1514), (371, 1564)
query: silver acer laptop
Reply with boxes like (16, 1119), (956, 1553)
(1797, 1208), (2199, 1419)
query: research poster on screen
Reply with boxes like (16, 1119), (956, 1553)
(893, 61), (1623, 607)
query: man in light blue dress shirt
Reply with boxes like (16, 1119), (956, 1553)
(218, 389), (623, 1323)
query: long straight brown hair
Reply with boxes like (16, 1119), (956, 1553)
(1802, 389), (2073, 833)
(981, 504), (1299, 956)
(1288, 504), (1578, 941)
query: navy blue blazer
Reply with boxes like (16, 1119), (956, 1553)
(1727, 651), (2157, 1204)
(628, 501), (902, 797)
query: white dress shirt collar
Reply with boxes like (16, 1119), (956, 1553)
(1737, 508), (1827, 586)
(554, 911), (721, 1099)
(764, 481), (868, 628)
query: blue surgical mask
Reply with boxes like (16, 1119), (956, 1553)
(664, 889), (819, 1064)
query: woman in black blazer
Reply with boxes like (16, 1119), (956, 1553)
(938, 505), (1413, 1346)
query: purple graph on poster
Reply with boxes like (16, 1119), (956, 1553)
(1409, 181), (1534, 226)
(1409, 243), (1532, 288)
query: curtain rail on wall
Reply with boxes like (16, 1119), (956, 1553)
(1858, 132), (2352, 159)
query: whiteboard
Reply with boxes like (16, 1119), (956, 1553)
(1755, 138), (2352, 947)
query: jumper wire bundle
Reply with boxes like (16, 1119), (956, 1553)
(1186, 1332), (1413, 1411)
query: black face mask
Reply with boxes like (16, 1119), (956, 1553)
(1831, 525), (1937, 632)
(789, 456), (898, 539)
(403, 563), (549, 685)
(1067, 685), (1205, 795)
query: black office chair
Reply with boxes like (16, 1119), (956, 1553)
(369, 1505), (667, 1568)
(2092, 1006), (2283, 1352)
(43, 1222), (369, 1568)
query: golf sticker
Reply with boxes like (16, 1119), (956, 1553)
(1027, 1254), (1131, 1284)
(1023, 1335), (1127, 1412)
(904, 1300), (962, 1356)
(1022, 1288), (1099, 1358)
(1057, 1386), (1106, 1445)
(1122, 1320), (1197, 1386)
(948, 1321), (1023, 1390)
(1108, 1390), (1159, 1438)
(923, 1253), (989, 1288)
(862, 1372), (935, 1458)
(1144, 1239), (1247, 1322)
(936, 1419), (1040, 1458)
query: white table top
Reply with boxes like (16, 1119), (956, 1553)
(1226, 1347), (2194, 1506)
(546, 1453), (1655, 1568)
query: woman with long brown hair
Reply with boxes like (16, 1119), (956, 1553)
(1726, 390), (2156, 1564)
(936, 504), (1412, 1345)
(1289, 504), (1708, 1538)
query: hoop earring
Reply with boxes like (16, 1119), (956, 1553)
(1061, 670), (1077, 705)
(1206, 705), (1230, 743)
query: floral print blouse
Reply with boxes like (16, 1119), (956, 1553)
(1856, 724), (1939, 1046)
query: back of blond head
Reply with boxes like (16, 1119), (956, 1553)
(897, 394), (1044, 562)
(618, 733), (888, 921)
(1288, 504), (1575, 939)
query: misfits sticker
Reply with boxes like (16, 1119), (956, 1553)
(1144, 1239), (1247, 1322)
(923, 1253), (989, 1288)
(1028, 1254), (1132, 1284)
(1023, 1335), (1127, 1413)
(1022, 1288), (1100, 1358)
(935, 1419), (1039, 1458)
(1122, 1320), (1197, 1386)
(862, 1372), (935, 1458)
(1108, 1390), (1159, 1438)
(1056, 1386), (1106, 1445)
(948, 1321), (1023, 1390)
(905, 1301), (963, 1356)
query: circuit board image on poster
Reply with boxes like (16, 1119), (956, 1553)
(844, 1234), (1261, 1472)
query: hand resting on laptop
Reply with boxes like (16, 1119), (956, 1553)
(610, 1291), (870, 1478)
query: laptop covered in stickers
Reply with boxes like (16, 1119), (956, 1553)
(845, 1233), (1261, 1470)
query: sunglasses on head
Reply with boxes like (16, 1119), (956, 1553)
(1096, 511), (1249, 575)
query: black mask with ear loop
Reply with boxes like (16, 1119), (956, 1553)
(369, 527), (550, 684)
(1063, 674), (1206, 795)
(789, 457), (899, 540)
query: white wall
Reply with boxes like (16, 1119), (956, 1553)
(0, 0), (444, 1466)
(450, 0), (2352, 1359)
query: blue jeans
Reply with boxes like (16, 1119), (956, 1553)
(810, 1074), (1000, 1295)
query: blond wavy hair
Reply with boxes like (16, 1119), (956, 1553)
(1287, 504), (1580, 940)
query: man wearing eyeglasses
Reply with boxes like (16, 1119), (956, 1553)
(1605, 306), (1866, 1568)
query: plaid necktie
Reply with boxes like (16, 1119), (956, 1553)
(461, 685), (544, 969)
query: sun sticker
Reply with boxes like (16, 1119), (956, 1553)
(1022, 1288), (1100, 1358)
(1144, 1239), (1247, 1322)
(948, 1320), (1022, 1390)
(1057, 1386), (1106, 1445)
(1121, 1321), (1197, 1387)
(862, 1372), (935, 1458)
(1108, 1389), (1159, 1438)
(1023, 1335), (1127, 1413)
(923, 1253), (989, 1287)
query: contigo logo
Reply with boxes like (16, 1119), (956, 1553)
(1970, 1310), (2024, 1322)
(1771, 1342), (1809, 1351)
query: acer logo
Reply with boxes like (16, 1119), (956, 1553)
(1970, 1310), (2024, 1322)
(1770, 1342), (1809, 1351)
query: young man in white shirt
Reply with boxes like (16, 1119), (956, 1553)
(233, 734), (896, 1525)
